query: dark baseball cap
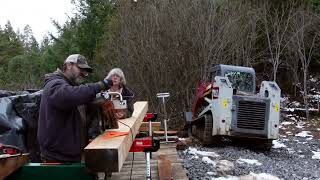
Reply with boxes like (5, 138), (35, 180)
(64, 54), (93, 73)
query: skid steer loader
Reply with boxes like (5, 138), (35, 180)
(191, 64), (281, 150)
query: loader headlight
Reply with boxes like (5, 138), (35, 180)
(264, 90), (269, 98)
(212, 87), (219, 98)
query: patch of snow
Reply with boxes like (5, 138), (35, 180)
(298, 141), (307, 144)
(281, 121), (294, 125)
(189, 155), (199, 160)
(306, 137), (313, 141)
(286, 148), (295, 153)
(236, 158), (262, 166)
(249, 172), (280, 180)
(207, 171), (216, 176)
(285, 108), (295, 112)
(216, 160), (234, 172)
(202, 156), (217, 166)
(313, 94), (320, 99)
(187, 147), (220, 157)
(212, 176), (239, 180)
(290, 117), (296, 121)
(212, 173), (280, 180)
(312, 151), (320, 159)
(310, 78), (317, 82)
(272, 140), (287, 148)
(280, 97), (286, 103)
(296, 124), (304, 129)
(295, 131), (313, 137)
(293, 101), (300, 106)
(285, 131), (293, 135)
(317, 128), (320, 131)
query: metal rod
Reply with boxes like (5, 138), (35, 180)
(149, 121), (152, 137)
(156, 92), (170, 143)
(164, 120), (168, 142)
(146, 152), (151, 180)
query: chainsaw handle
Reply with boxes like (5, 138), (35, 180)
(143, 113), (158, 122)
(0, 143), (23, 155)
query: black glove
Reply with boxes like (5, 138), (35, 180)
(102, 79), (113, 89)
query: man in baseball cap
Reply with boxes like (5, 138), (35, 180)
(62, 54), (95, 84)
(64, 54), (93, 73)
(38, 54), (113, 163)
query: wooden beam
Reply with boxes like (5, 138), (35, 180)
(139, 122), (161, 132)
(158, 155), (173, 180)
(84, 101), (148, 172)
(0, 154), (29, 179)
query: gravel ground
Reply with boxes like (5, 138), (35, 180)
(178, 119), (320, 180)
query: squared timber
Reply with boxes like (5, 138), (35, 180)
(84, 101), (148, 172)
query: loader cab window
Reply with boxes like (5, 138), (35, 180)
(224, 71), (254, 93)
(209, 70), (221, 81)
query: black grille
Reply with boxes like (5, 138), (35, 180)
(237, 101), (266, 130)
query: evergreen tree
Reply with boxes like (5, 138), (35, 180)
(0, 21), (24, 66)
(21, 25), (40, 53)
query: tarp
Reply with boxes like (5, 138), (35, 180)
(0, 90), (42, 162)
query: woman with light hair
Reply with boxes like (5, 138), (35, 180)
(105, 68), (134, 119)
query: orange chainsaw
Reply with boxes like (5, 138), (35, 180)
(97, 91), (128, 130)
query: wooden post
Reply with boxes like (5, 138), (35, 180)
(84, 101), (148, 172)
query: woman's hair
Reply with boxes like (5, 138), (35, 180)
(105, 68), (126, 85)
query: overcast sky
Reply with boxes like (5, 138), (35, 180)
(0, 0), (74, 43)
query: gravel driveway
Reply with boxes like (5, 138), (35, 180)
(178, 119), (320, 180)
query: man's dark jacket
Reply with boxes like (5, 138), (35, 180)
(37, 70), (102, 162)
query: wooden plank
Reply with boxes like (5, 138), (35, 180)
(153, 131), (177, 135)
(139, 122), (161, 132)
(154, 136), (178, 141)
(158, 155), (173, 180)
(84, 101), (148, 172)
(0, 154), (29, 179)
(155, 142), (189, 180)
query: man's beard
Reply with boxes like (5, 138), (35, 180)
(74, 78), (84, 85)
(70, 74), (84, 85)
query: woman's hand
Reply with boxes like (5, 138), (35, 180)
(115, 112), (125, 119)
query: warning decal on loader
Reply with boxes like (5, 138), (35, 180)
(275, 103), (279, 112)
(223, 99), (228, 108)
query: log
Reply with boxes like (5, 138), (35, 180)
(84, 101), (148, 172)
(0, 154), (29, 179)
(139, 122), (161, 132)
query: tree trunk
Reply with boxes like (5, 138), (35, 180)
(303, 70), (309, 120)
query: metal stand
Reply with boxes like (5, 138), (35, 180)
(146, 119), (153, 180)
(156, 93), (170, 143)
(146, 151), (151, 180)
